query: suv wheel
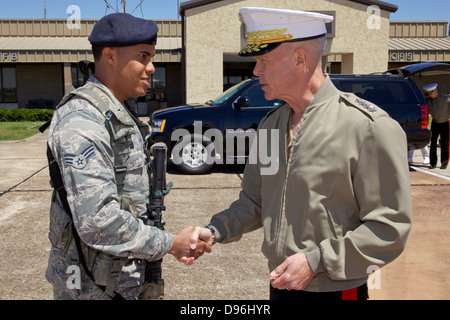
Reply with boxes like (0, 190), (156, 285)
(172, 134), (215, 174)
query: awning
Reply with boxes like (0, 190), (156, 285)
(389, 37), (450, 51)
(389, 37), (450, 63)
(0, 36), (182, 63)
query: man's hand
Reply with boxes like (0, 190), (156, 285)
(270, 253), (314, 291)
(190, 226), (215, 248)
(169, 226), (212, 266)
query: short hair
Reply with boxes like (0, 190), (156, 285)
(285, 35), (327, 67)
(92, 45), (106, 62)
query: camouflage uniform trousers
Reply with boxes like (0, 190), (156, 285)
(52, 281), (144, 300)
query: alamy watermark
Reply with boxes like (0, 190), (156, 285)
(171, 121), (280, 176)
(367, 5), (381, 30)
(64, 5), (382, 32)
(67, 5), (81, 30)
(367, 265), (381, 289)
(66, 265), (81, 289)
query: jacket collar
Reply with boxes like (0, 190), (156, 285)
(308, 75), (340, 107)
(285, 75), (340, 114)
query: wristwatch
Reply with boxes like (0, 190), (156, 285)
(204, 225), (217, 245)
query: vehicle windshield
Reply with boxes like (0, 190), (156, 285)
(338, 80), (418, 105)
(207, 79), (254, 105)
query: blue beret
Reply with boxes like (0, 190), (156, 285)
(89, 13), (158, 47)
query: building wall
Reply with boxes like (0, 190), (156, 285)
(388, 21), (450, 66)
(0, 19), (183, 110)
(16, 64), (63, 108)
(183, 0), (392, 103)
(0, 19), (181, 64)
(390, 21), (449, 38)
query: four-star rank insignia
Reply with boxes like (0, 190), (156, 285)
(63, 144), (95, 170)
(356, 98), (377, 113)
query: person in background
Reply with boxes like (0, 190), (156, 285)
(408, 147), (430, 165)
(423, 83), (450, 169)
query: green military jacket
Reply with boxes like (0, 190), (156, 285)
(210, 76), (412, 292)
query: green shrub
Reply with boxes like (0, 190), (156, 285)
(0, 108), (54, 122)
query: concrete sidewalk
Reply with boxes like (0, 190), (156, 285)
(1, 132), (449, 300)
(0, 132), (53, 299)
(409, 145), (450, 179)
(0, 131), (267, 300)
(0, 133), (49, 198)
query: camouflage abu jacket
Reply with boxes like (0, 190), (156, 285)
(45, 76), (174, 298)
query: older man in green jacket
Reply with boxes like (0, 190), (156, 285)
(193, 7), (412, 300)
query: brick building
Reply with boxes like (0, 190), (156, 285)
(0, 19), (182, 115)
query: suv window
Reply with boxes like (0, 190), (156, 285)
(339, 80), (417, 105)
(242, 84), (282, 108)
(211, 79), (252, 105)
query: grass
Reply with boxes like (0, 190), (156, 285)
(0, 122), (45, 141)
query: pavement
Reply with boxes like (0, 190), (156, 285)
(408, 145), (450, 179)
(1, 130), (449, 300)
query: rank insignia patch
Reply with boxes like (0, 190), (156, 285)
(64, 144), (95, 170)
(356, 98), (377, 113)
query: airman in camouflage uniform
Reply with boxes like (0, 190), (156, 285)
(45, 13), (210, 300)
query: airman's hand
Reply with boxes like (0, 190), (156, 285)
(169, 226), (212, 266)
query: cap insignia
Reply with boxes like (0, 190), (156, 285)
(241, 28), (293, 55)
(247, 28), (293, 45)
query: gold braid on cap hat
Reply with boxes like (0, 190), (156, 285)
(247, 28), (293, 45)
(241, 28), (293, 54)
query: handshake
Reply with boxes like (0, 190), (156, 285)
(168, 226), (214, 265)
(166, 225), (315, 290)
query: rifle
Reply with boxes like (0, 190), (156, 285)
(142, 142), (173, 300)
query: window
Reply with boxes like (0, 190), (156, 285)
(147, 67), (166, 102)
(0, 66), (17, 103)
(71, 62), (93, 88)
(339, 81), (417, 105)
(223, 61), (255, 91)
(242, 84), (282, 108)
(224, 75), (251, 91)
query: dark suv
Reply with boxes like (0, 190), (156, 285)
(149, 68), (433, 174)
(150, 79), (283, 173)
(331, 73), (430, 150)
